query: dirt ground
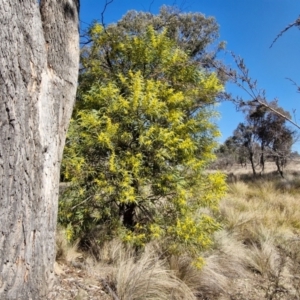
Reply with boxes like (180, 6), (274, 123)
(48, 261), (113, 300)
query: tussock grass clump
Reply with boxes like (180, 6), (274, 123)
(56, 227), (83, 264)
(214, 173), (300, 299)
(115, 248), (196, 300)
(167, 230), (248, 298)
(92, 241), (197, 300)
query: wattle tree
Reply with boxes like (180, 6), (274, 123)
(60, 21), (226, 264)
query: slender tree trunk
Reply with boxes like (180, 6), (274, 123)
(0, 1), (79, 298)
(275, 156), (284, 178)
(249, 152), (256, 176)
(260, 144), (265, 173)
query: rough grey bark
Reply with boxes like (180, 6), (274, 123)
(0, 0), (79, 299)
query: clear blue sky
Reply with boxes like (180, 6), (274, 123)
(80, 0), (300, 149)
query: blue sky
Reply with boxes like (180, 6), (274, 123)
(80, 0), (300, 149)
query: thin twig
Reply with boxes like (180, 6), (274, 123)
(71, 196), (93, 210)
(255, 99), (300, 130)
(148, 0), (155, 13)
(223, 53), (300, 130)
(286, 77), (300, 93)
(100, 278), (120, 300)
(270, 16), (300, 48)
(101, 0), (114, 29)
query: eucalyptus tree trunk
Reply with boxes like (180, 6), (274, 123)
(0, 1), (79, 298)
(249, 151), (257, 176)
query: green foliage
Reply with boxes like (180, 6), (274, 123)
(59, 20), (226, 261)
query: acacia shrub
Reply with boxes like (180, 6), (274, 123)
(59, 23), (226, 263)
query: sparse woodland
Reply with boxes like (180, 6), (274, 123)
(213, 103), (297, 178)
(53, 7), (300, 300)
(1, 1), (300, 299)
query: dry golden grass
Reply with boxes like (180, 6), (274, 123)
(221, 158), (300, 176)
(55, 227), (83, 264)
(221, 179), (300, 240)
(176, 230), (249, 298)
(86, 240), (197, 300)
(212, 168), (300, 299)
(53, 164), (300, 299)
(114, 247), (196, 300)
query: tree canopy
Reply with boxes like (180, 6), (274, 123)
(216, 102), (296, 176)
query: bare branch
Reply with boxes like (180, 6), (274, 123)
(224, 53), (300, 130)
(148, 0), (155, 13)
(101, 0), (114, 28)
(255, 100), (300, 130)
(71, 196), (93, 210)
(286, 77), (300, 93)
(100, 278), (120, 300)
(270, 16), (300, 48)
